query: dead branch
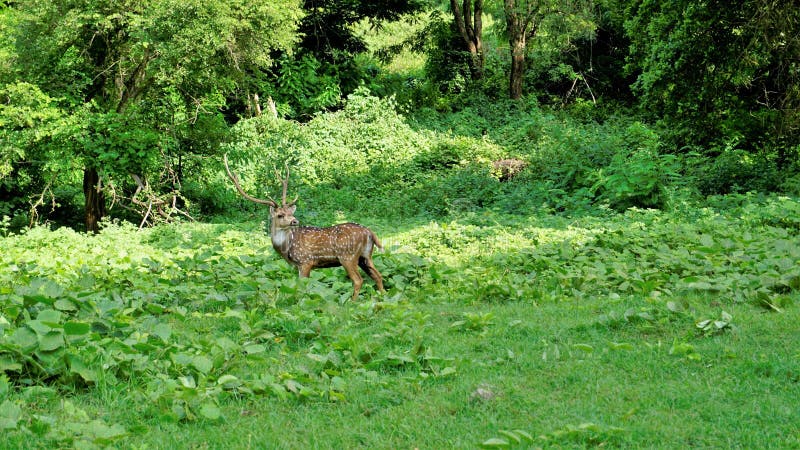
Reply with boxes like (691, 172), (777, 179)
(28, 181), (56, 227)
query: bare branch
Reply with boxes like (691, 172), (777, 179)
(29, 181), (56, 227)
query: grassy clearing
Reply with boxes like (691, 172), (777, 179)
(1, 199), (800, 448)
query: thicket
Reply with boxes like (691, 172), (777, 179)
(190, 87), (770, 223)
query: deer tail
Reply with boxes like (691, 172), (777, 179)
(369, 229), (383, 250)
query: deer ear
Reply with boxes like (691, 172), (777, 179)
(288, 205), (296, 214)
(269, 205), (276, 215)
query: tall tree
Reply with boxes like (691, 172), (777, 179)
(503, 0), (592, 99)
(4, 0), (303, 231)
(449, 0), (485, 80)
(504, 0), (553, 99)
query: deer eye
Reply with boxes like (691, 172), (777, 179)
(276, 214), (284, 219)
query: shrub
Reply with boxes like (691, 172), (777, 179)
(592, 148), (679, 211)
(690, 148), (782, 195)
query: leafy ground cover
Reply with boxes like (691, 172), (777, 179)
(1, 196), (799, 448)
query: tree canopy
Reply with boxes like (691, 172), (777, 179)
(2, 0), (303, 230)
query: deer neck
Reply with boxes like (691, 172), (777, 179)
(270, 223), (294, 261)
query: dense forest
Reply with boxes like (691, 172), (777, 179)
(1, 0), (798, 230)
(1, 1), (799, 448)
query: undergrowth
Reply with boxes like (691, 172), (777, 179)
(1, 196), (799, 448)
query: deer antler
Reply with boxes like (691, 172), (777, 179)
(278, 162), (299, 206)
(223, 154), (278, 207)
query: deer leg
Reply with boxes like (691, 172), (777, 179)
(341, 259), (363, 301)
(359, 257), (385, 293)
(298, 263), (313, 278)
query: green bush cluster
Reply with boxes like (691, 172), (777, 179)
(214, 90), (510, 219)
(207, 89), (790, 220)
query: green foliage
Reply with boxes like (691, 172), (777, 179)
(592, 138), (680, 211)
(1, 194), (799, 447)
(623, 0), (800, 155)
(296, 0), (427, 59)
(688, 148), (782, 195)
(696, 311), (733, 336)
(423, 11), (472, 93)
(0, 82), (84, 225)
(518, 0), (598, 98)
(79, 111), (164, 175)
(417, 99), (684, 212)
(269, 54), (342, 118)
(263, 0), (427, 116)
(2, 0), (304, 227)
(481, 422), (624, 448)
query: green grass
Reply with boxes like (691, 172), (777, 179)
(1, 201), (799, 448)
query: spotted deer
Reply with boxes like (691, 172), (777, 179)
(223, 155), (385, 301)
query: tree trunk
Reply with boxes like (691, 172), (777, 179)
(83, 166), (106, 233)
(468, 41), (485, 80)
(505, 0), (544, 99)
(451, 0), (485, 80)
(505, 0), (526, 100)
(509, 37), (526, 99)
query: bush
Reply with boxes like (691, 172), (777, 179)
(689, 148), (782, 195)
(593, 148), (679, 211)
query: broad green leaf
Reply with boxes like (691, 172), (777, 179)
(25, 320), (52, 335)
(699, 234), (715, 248)
(38, 331), (64, 351)
(179, 376), (196, 389)
(54, 299), (77, 312)
(573, 343), (594, 353)
(172, 403), (187, 421)
(68, 355), (98, 383)
(217, 374), (240, 388)
(10, 327), (38, 351)
(579, 422), (601, 431)
(199, 403), (222, 421)
(696, 319), (712, 329)
(152, 323), (172, 341)
(244, 344), (266, 354)
(192, 355), (213, 374)
(666, 301), (683, 313)
(285, 379), (304, 394)
(307, 353), (327, 363)
(0, 355), (22, 372)
(145, 303), (165, 314)
(64, 321), (91, 336)
(37, 309), (62, 324)
(497, 430), (521, 443)
(438, 366), (457, 377)
(330, 376), (346, 392)
(29, 414), (55, 436)
(386, 353), (415, 364)
(172, 353), (194, 366)
(133, 342), (158, 353)
(86, 419), (127, 443)
(511, 429), (533, 441)
(214, 337), (241, 353)
(608, 342), (634, 351)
